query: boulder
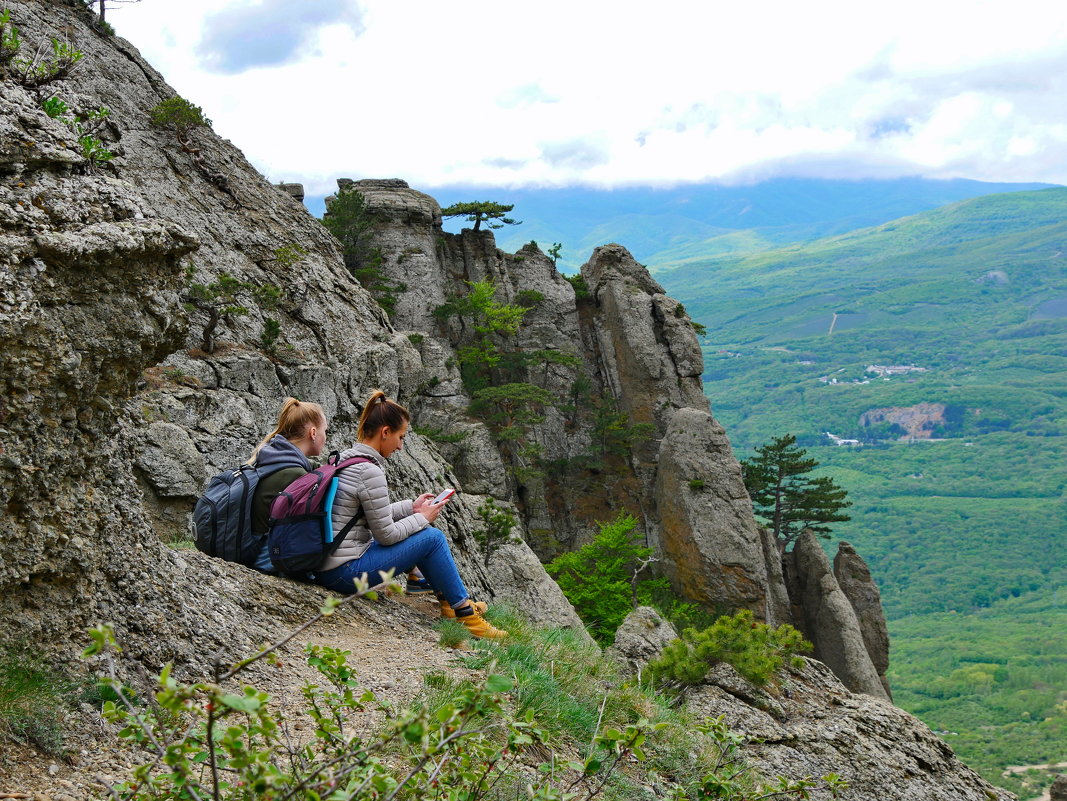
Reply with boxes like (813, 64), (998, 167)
(834, 540), (892, 699)
(786, 531), (889, 700)
(1050, 775), (1067, 801)
(654, 408), (770, 615)
(606, 606), (677, 675)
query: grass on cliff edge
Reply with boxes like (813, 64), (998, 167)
(0, 644), (75, 757)
(418, 605), (838, 800)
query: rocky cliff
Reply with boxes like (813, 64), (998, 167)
(349, 180), (781, 621)
(609, 607), (1012, 801)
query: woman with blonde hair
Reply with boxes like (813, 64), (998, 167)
(247, 397), (327, 572)
(313, 391), (506, 639)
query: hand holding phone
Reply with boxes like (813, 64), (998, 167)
(431, 488), (455, 505)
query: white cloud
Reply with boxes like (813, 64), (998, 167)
(109, 0), (1067, 189)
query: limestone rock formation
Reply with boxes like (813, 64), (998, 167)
(786, 531), (890, 700)
(834, 540), (893, 698)
(654, 408), (771, 616)
(606, 606), (677, 675)
(356, 202), (783, 617)
(1050, 775), (1067, 801)
(686, 658), (1013, 801)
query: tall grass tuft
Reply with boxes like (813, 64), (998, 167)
(0, 645), (73, 756)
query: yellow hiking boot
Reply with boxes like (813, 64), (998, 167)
(454, 604), (507, 639)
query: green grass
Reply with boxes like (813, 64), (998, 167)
(417, 607), (840, 800)
(0, 645), (75, 756)
(888, 591), (1067, 799)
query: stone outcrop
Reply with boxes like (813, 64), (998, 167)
(606, 606), (677, 675)
(1050, 775), (1067, 801)
(834, 541), (892, 698)
(786, 531), (890, 700)
(581, 244), (707, 447)
(653, 408), (771, 617)
(686, 658), (1013, 801)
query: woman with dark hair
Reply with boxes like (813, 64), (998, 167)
(313, 391), (506, 639)
(247, 397), (327, 572)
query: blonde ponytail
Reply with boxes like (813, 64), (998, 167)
(247, 397), (325, 464)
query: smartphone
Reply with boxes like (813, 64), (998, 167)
(431, 488), (455, 505)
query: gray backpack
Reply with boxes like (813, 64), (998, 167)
(192, 463), (292, 568)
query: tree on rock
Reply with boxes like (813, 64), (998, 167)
(740, 433), (851, 550)
(441, 201), (521, 232)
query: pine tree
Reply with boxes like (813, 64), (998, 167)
(740, 434), (851, 550)
(441, 201), (521, 232)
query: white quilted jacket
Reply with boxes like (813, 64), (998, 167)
(317, 443), (429, 572)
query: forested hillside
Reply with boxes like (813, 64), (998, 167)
(656, 187), (1067, 799)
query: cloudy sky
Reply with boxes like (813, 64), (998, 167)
(112, 0), (1067, 197)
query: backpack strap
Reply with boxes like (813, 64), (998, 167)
(328, 456), (375, 547)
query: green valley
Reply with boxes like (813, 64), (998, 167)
(656, 187), (1067, 798)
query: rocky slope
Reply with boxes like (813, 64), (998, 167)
(611, 607), (1012, 801)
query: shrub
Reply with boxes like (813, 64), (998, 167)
(259, 317), (281, 355)
(0, 9), (21, 66)
(183, 267), (281, 353)
(149, 96), (211, 136)
(565, 273), (590, 300)
(547, 513), (669, 645)
(271, 243), (306, 270)
(472, 497), (520, 567)
(648, 609), (811, 687)
(688, 479), (706, 491)
(12, 36), (84, 87)
(0, 645), (72, 756)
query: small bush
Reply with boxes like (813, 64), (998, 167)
(149, 96), (211, 136)
(515, 288), (545, 308)
(565, 273), (590, 300)
(0, 9), (21, 65)
(688, 479), (706, 491)
(259, 317), (281, 355)
(472, 497), (519, 567)
(42, 95), (69, 118)
(12, 36), (84, 87)
(272, 243), (307, 270)
(547, 513), (669, 645)
(412, 424), (468, 444)
(648, 609), (811, 687)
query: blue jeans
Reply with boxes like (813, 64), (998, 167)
(313, 527), (468, 606)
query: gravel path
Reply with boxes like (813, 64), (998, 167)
(0, 593), (481, 800)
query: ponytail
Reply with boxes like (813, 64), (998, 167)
(357, 390), (410, 441)
(247, 397), (325, 464)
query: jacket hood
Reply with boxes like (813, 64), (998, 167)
(254, 435), (313, 471)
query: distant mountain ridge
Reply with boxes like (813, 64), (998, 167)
(306, 177), (1053, 270)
